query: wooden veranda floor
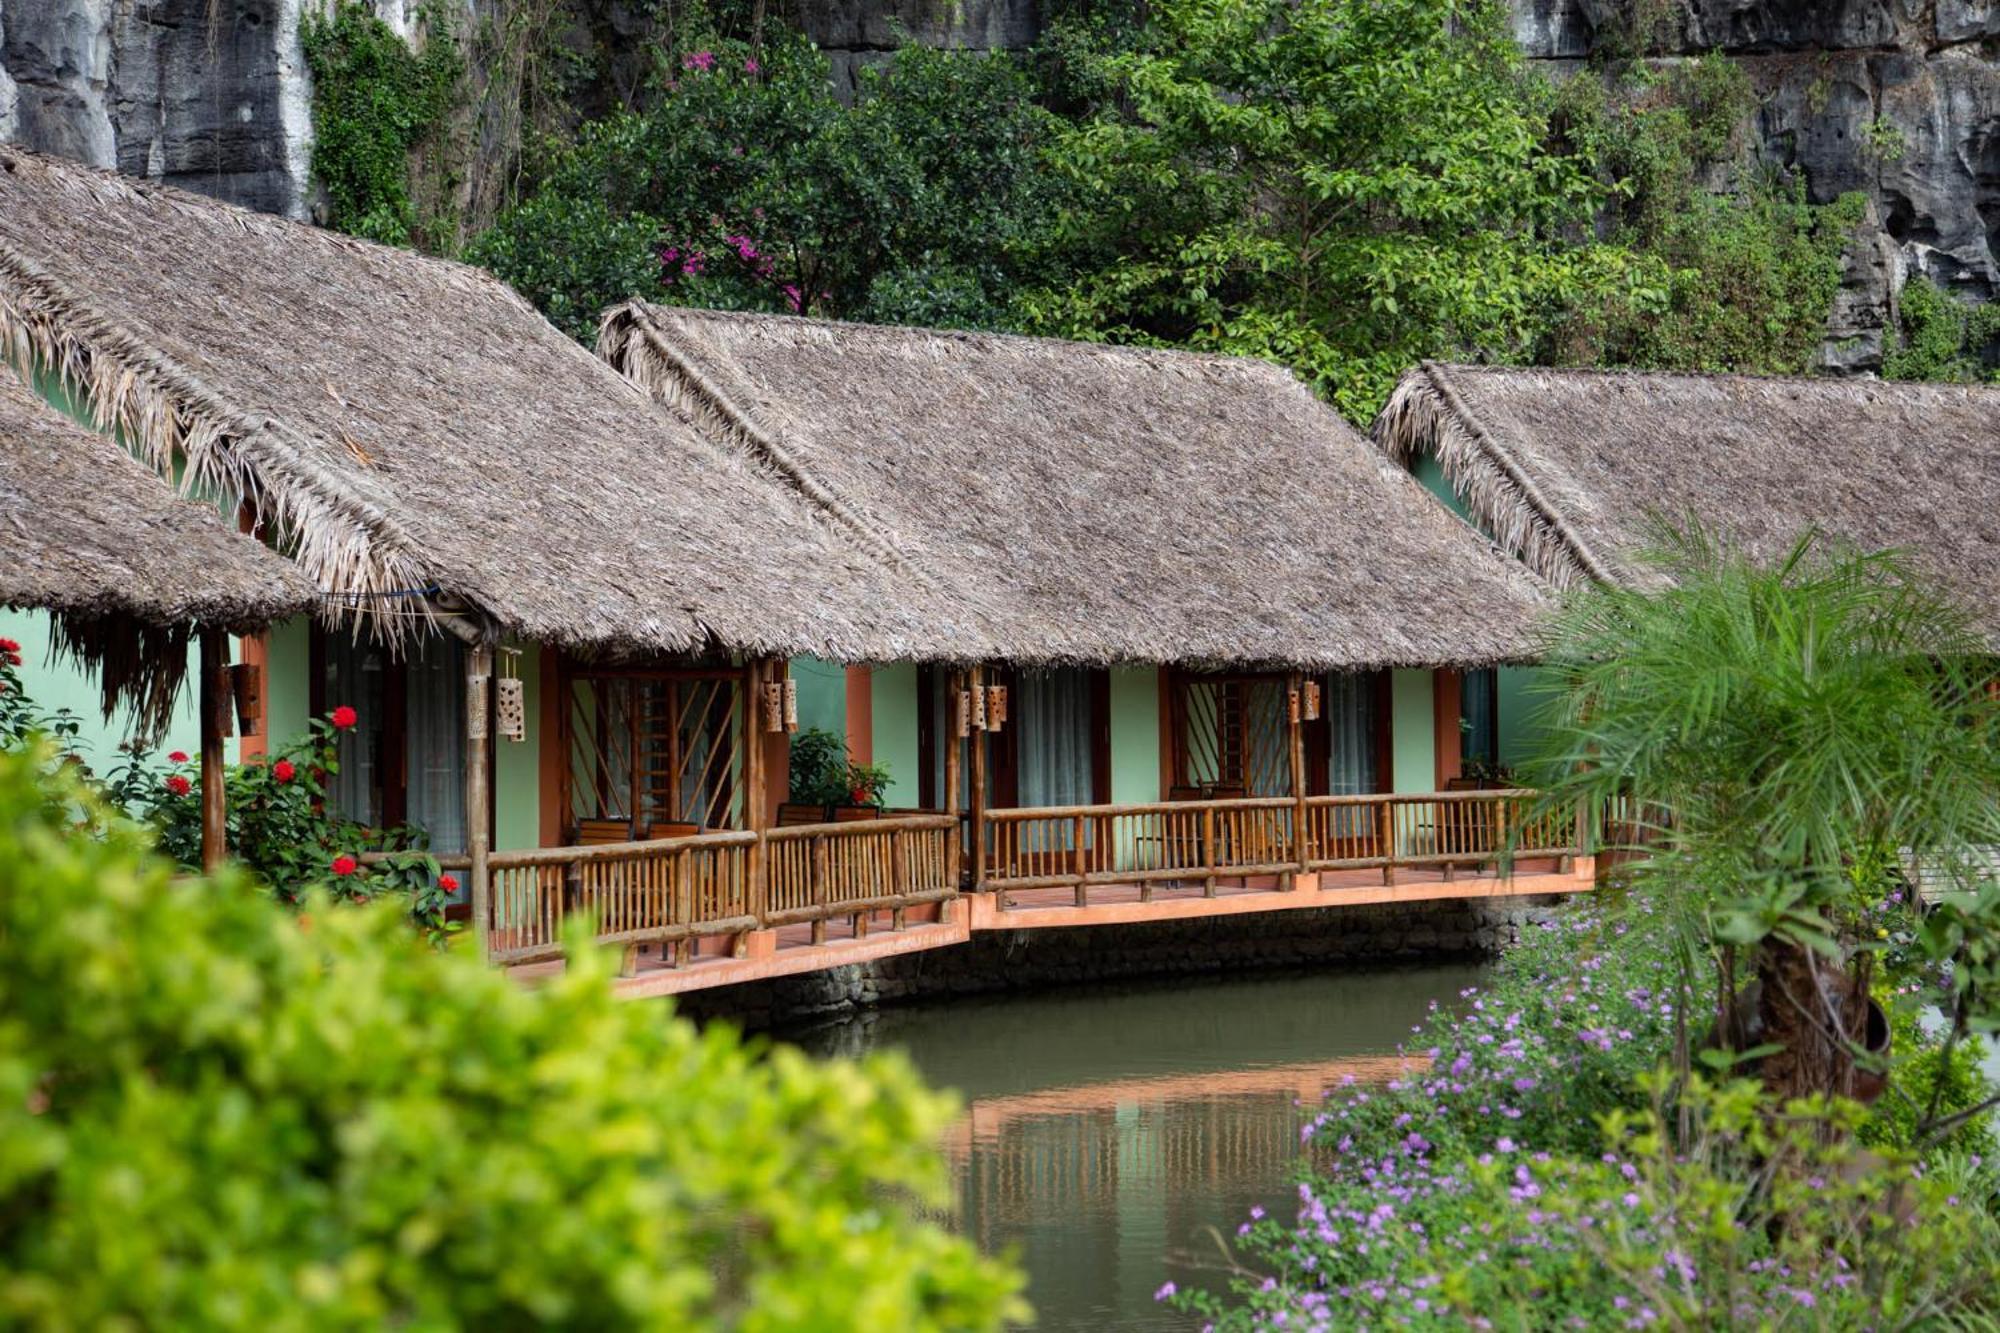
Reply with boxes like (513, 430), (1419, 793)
(508, 858), (1595, 1000)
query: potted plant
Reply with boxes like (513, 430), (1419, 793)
(785, 728), (893, 821)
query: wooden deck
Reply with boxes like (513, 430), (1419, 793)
(509, 853), (1595, 999)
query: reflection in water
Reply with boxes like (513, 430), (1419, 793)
(789, 963), (1481, 1331)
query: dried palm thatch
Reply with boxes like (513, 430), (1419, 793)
(600, 304), (1554, 669)
(0, 359), (315, 736)
(1375, 362), (2000, 638)
(0, 145), (986, 662)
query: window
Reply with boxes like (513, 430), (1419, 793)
(561, 665), (748, 838)
(918, 666), (1109, 810)
(314, 628), (468, 853)
(1171, 672), (1291, 796)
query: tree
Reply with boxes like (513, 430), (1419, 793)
(1524, 525), (2000, 1109)
(0, 747), (1024, 1329)
(1022, 0), (1621, 422)
(470, 35), (1070, 340)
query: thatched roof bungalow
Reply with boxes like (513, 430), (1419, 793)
(0, 357), (313, 735)
(1375, 362), (2000, 632)
(600, 304), (1554, 671)
(0, 144), (982, 664)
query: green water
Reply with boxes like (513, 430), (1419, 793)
(790, 963), (1482, 1331)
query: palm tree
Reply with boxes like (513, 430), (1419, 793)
(1523, 524), (2000, 1105)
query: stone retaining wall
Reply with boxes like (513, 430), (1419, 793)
(677, 893), (1564, 1028)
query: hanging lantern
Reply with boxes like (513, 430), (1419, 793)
(955, 685), (970, 739)
(782, 677), (799, 732)
(495, 648), (526, 742)
(762, 680), (785, 733)
(969, 679), (988, 732)
(1303, 681), (1321, 722)
(466, 671), (491, 741)
(986, 684), (1008, 730)
(1287, 687), (1302, 725)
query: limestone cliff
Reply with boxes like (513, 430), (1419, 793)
(3, 0), (1994, 370)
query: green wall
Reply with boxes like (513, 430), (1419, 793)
(262, 616), (312, 746)
(1496, 665), (1550, 771)
(791, 656), (847, 742)
(1390, 668), (1435, 793)
(0, 608), (210, 767)
(870, 662), (921, 807)
(1108, 667), (1161, 804)
(493, 643), (542, 850)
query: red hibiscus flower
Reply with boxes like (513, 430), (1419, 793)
(0, 638), (18, 654)
(272, 759), (296, 783)
(437, 874), (460, 894)
(849, 786), (869, 806)
(330, 854), (359, 877)
(167, 750), (189, 764)
(164, 774), (191, 797)
(4, 652), (19, 668)
(329, 705), (358, 730)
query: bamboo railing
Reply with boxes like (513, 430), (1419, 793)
(484, 815), (956, 966)
(982, 789), (1583, 908)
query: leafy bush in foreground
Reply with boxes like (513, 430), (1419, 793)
(0, 748), (1024, 1330)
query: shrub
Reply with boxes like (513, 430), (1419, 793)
(0, 747), (1025, 1329)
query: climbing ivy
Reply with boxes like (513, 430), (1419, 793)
(302, 2), (464, 250)
(1885, 277), (2000, 383)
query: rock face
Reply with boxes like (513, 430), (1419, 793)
(0, 0), (314, 217)
(1, 0), (1992, 369)
(1509, 2), (2000, 370)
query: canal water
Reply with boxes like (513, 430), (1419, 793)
(790, 962), (1482, 1331)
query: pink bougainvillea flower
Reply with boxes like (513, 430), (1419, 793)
(330, 854), (359, 878)
(438, 874), (460, 894)
(164, 774), (192, 797)
(330, 705), (358, 730)
(273, 759), (296, 783)
(682, 50), (715, 71)
(744, 58), (760, 74)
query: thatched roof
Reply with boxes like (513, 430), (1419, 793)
(1376, 362), (2000, 632)
(0, 357), (315, 733)
(0, 145), (984, 661)
(600, 304), (1553, 669)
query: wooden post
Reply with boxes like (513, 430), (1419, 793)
(1379, 799), (1396, 887)
(969, 666), (989, 893)
(811, 832), (830, 945)
(743, 660), (767, 951)
(944, 668), (963, 889)
(1288, 671), (1308, 888)
(198, 629), (229, 873)
(1073, 813), (1088, 907)
(1201, 804), (1217, 898)
(466, 643), (493, 961)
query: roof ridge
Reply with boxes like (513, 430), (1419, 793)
(598, 302), (943, 591)
(1421, 359), (2000, 396)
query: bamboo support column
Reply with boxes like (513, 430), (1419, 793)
(969, 666), (988, 893)
(945, 668), (964, 890)
(741, 659), (768, 955)
(466, 644), (494, 961)
(1288, 671), (1308, 888)
(198, 628), (229, 873)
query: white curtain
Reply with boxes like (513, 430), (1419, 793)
(1016, 668), (1094, 808)
(1325, 672), (1379, 796)
(404, 635), (467, 854)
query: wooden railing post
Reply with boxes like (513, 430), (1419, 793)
(1380, 799), (1397, 887)
(891, 828), (909, 931)
(1201, 805), (1218, 898)
(1072, 813), (1088, 907)
(1288, 670), (1308, 889)
(810, 831), (831, 945)
(969, 665), (989, 893)
(1494, 795), (1510, 881)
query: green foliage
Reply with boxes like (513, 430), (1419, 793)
(1179, 897), (2000, 1329)
(788, 725), (890, 807)
(1547, 56), (1866, 374)
(470, 35), (1069, 340)
(303, 2), (463, 248)
(0, 634), (81, 753)
(0, 746), (1026, 1329)
(1885, 276), (2000, 383)
(1024, 0), (1612, 422)
(1525, 526), (2000, 972)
